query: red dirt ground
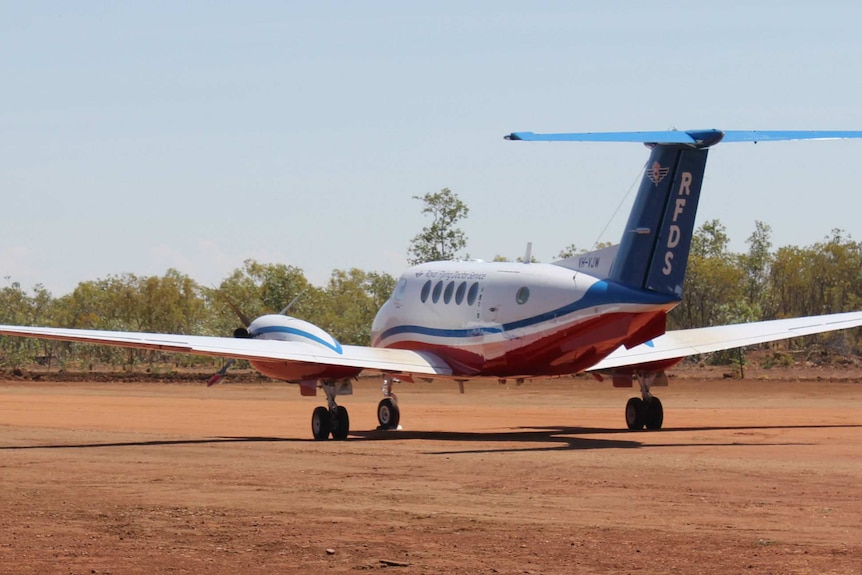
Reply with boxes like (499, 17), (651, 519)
(1, 366), (861, 574)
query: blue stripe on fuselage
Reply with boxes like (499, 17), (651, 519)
(250, 326), (343, 354)
(377, 280), (677, 342)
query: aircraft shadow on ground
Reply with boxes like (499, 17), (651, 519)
(1, 423), (857, 454)
(351, 422), (861, 455)
(0, 436), (303, 451)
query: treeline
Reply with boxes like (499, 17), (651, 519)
(671, 221), (862, 361)
(0, 260), (394, 370)
(2, 221), (861, 370)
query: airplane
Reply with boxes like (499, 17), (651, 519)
(3, 128), (862, 440)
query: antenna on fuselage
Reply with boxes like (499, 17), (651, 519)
(522, 242), (533, 264)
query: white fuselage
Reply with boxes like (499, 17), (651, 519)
(371, 260), (678, 377)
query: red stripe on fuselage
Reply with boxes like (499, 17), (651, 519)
(385, 310), (668, 378)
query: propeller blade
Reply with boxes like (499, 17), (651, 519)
(207, 358), (236, 387)
(225, 300), (252, 328)
(278, 288), (308, 316)
(209, 287), (252, 328)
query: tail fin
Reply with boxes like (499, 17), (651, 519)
(607, 144), (708, 297)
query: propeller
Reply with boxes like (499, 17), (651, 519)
(207, 358), (236, 387)
(207, 288), (306, 385)
(206, 289), (250, 385)
(278, 288), (307, 316)
(225, 299), (252, 328)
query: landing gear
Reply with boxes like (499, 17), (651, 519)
(644, 396), (663, 430)
(624, 372), (666, 430)
(377, 374), (401, 430)
(625, 397), (645, 430)
(332, 405), (350, 440)
(310, 380), (352, 440)
(311, 406), (331, 440)
(377, 397), (400, 429)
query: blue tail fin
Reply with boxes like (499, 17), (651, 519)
(608, 144), (709, 297)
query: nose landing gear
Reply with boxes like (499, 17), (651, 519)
(377, 374), (401, 430)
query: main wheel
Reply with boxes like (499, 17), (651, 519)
(377, 398), (400, 429)
(644, 397), (664, 430)
(331, 406), (350, 440)
(311, 406), (331, 440)
(625, 397), (645, 430)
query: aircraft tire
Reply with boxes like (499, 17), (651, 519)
(377, 398), (400, 429)
(312, 406), (331, 440)
(625, 397), (645, 430)
(332, 406), (350, 440)
(644, 397), (664, 430)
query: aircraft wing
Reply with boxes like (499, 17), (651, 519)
(0, 325), (452, 376)
(588, 311), (862, 371)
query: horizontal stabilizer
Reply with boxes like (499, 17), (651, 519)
(506, 130), (862, 147)
(506, 131), (702, 144)
(721, 130), (862, 142)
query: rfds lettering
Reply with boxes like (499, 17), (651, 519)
(661, 171), (693, 275)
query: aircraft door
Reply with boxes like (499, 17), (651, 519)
(478, 285), (500, 323)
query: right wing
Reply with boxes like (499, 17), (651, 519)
(589, 311), (862, 372)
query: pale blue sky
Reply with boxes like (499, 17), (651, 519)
(2, 1), (861, 295)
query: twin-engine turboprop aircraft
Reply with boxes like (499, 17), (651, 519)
(4, 129), (862, 440)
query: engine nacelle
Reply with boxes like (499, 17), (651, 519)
(246, 314), (343, 354)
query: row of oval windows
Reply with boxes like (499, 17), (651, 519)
(419, 280), (530, 305)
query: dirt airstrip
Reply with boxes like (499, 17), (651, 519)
(1, 367), (861, 574)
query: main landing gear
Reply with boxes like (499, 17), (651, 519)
(377, 374), (401, 430)
(624, 372), (666, 430)
(308, 376), (403, 440)
(311, 380), (352, 440)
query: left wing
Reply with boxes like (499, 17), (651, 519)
(0, 325), (452, 376)
(589, 311), (862, 371)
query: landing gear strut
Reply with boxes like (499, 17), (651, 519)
(377, 374), (401, 430)
(625, 372), (665, 430)
(311, 380), (351, 440)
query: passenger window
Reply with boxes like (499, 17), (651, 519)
(432, 281), (443, 303)
(455, 281), (467, 305)
(420, 280), (432, 303)
(443, 281), (455, 304)
(516, 286), (530, 304)
(467, 282), (479, 305)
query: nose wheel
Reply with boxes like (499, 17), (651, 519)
(377, 374), (402, 430)
(377, 397), (400, 430)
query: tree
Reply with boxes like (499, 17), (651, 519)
(0, 280), (55, 368)
(317, 269), (396, 345)
(556, 244), (579, 259)
(670, 220), (749, 330)
(407, 188), (469, 264)
(211, 259), (322, 335)
(739, 221), (773, 320)
(690, 219), (730, 259)
(556, 241), (613, 260)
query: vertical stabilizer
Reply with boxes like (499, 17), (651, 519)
(608, 144), (709, 297)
